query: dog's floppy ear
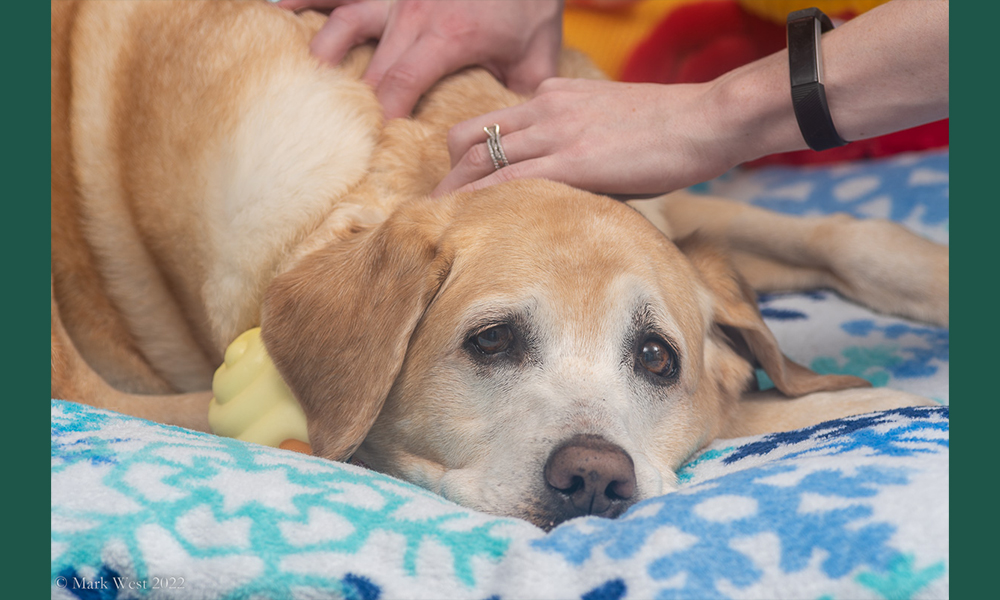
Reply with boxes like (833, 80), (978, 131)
(679, 235), (869, 397)
(261, 197), (458, 461)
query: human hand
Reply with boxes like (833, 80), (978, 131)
(275, 0), (564, 119)
(433, 77), (742, 198)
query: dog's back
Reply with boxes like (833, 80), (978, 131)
(51, 0), (583, 399)
(52, 1), (387, 394)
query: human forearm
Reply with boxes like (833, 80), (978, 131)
(435, 0), (949, 197)
(709, 0), (949, 165)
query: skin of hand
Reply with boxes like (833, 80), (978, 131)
(275, 0), (564, 120)
(433, 0), (948, 198)
(433, 77), (736, 198)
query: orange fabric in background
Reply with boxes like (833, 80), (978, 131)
(739, 0), (890, 23)
(563, 0), (689, 79)
(563, 0), (893, 81)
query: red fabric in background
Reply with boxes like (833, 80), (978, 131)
(619, 0), (948, 166)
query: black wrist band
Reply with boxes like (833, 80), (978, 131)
(787, 7), (848, 151)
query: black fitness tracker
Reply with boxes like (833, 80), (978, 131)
(787, 7), (848, 151)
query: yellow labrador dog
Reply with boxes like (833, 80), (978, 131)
(51, 0), (947, 529)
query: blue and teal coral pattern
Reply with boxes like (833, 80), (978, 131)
(52, 402), (949, 599)
(52, 401), (515, 599)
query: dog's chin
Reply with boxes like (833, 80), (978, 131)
(526, 502), (636, 533)
(434, 470), (642, 531)
(357, 448), (671, 529)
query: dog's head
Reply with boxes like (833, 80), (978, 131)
(261, 180), (863, 529)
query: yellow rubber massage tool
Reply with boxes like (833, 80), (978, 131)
(208, 328), (312, 454)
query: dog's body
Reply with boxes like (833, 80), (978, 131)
(52, 0), (947, 528)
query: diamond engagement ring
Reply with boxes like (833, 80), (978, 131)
(484, 124), (509, 170)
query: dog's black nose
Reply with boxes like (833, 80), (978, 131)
(543, 434), (637, 521)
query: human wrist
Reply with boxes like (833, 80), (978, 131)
(707, 51), (809, 167)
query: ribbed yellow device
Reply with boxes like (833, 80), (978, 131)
(208, 328), (312, 454)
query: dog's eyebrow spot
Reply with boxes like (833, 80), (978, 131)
(630, 304), (660, 330)
(628, 303), (673, 343)
(457, 297), (541, 339)
(463, 310), (523, 336)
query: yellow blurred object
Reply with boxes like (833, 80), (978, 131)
(738, 0), (890, 23)
(563, 0), (689, 80)
(208, 328), (311, 453)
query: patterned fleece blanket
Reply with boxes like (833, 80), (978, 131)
(51, 150), (949, 599)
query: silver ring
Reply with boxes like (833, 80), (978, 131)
(484, 123), (509, 170)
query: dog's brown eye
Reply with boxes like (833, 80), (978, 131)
(639, 338), (676, 377)
(474, 325), (513, 354)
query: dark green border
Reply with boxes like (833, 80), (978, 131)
(950, 0), (991, 597)
(7, 0), (51, 595)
